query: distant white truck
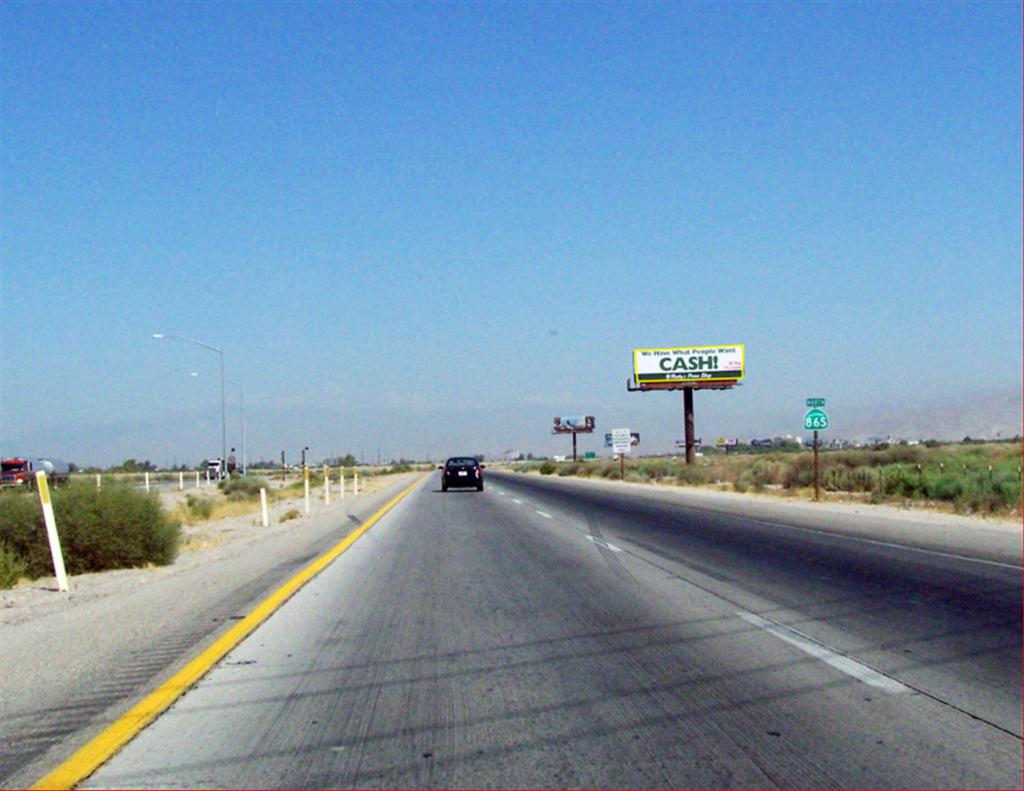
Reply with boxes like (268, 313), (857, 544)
(206, 459), (226, 481)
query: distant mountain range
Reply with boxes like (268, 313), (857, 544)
(839, 389), (1022, 442)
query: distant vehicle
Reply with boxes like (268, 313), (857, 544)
(206, 459), (226, 480)
(439, 457), (485, 492)
(1, 457), (71, 487)
(750, 438), (774, 447)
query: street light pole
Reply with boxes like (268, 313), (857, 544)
(218, 349), (227, 477)
(239, 384), (245, 475)
(191, 372), (245, 475)
(153, 333), (227, 474)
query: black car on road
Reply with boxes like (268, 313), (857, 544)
(439, 457), (485, 491)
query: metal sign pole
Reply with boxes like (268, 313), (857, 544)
(814, 429), (820, 502)
(572, 432), (577, 462)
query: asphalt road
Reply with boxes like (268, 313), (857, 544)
(83, 472), (1021, 789)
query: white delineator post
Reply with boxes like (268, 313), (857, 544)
(259, 487), (269, 527)
(35, 472), (69, 593)
(303, 467), (311, 515)
(324, 468), (330, 504)
(96, 474), (101, 490)
(145, 471), (150, 492)
(339, 470), (345, 500)
(205, 469), (211, 487)
(179, 471), (184, 491)
(354, 471), (359, 496)
(195, 470), (200, 487)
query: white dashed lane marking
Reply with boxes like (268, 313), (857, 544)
(536, 511), (553, 519)
(586, 535), (622, 553)
(737, 611), (909, 693)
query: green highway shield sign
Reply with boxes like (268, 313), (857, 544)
(804, 408), (830, 431)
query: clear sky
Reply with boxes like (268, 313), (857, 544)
(2, 1), (1021, 466)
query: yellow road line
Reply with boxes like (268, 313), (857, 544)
(31, 474), (426, 790)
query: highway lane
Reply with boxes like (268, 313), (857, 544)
(83, 474), (1021, 789)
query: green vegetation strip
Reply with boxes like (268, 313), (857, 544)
(517, 441), (1022, 516)
(0, 483), (181, 588)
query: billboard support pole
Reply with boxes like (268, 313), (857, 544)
(572, 433), (577, 463)
(683, 387), (696, 466)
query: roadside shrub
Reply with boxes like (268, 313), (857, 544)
(0, 542), (28, 588)
(0, 492), (52, 575)
(539, 461), (557, 475)
(0, 484), (181, 579)
(279, 508), (301, 523)
(636, 459), (674, 481)
(218, 477), (265, 501)
(674, 466), (707, 486)
(737, 458), (785, 492)
(185, 494), (215, 520)
(822, 465), (876, 493)
(735, 468), (761, 492)
(783, 455), (815, 489)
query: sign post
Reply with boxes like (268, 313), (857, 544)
(803, 403), (829, 502)
(612, 428), (632, 480)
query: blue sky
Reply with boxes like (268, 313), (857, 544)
(2, 1), (1021, 466)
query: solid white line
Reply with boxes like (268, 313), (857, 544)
(737, 612), (908, 693)
(536, 510), (553, 519)
(586, 535), (622, 553)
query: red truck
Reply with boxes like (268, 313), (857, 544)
(1, 457), (71, 487)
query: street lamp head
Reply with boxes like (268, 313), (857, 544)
(152, 333), (165, 339)
(190, 372), (200, 377)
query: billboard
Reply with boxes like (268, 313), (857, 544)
(634, 344), (744, 384)
(553, 416), (595, 433)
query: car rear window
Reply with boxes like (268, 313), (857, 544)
(447, 458), (478, 467)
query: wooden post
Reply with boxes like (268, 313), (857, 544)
(683, 387), (696, 465)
